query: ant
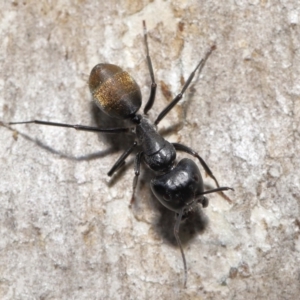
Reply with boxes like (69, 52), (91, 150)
(6, 21), (233, 287)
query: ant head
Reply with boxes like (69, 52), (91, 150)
(150, 158), (204, 213)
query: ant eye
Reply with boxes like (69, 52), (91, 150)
(193, 175), (199, 182)
(163, 193), (171, 201)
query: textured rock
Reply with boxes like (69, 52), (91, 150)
(0, 1), (299, 299)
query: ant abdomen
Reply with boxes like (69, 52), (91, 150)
(89, 63), (142, 119)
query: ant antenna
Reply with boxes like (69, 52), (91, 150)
(174, 186), (233, 288)
(198, 186), (234, 196)
(174, 207), (187, 288)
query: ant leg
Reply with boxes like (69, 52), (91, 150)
(173, 142), (233, 203)
(8, 120), (132, 133)
(174, 208), (187, 288)
(142, 20), (157, 115)
(173, 142), (221, 187)
(130, 152), (143, 205)
(154, 45), (216, 125)
(107, 142), (138, 176)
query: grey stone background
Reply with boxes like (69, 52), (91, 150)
(0, 0), (299, 299)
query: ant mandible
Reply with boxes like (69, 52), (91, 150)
(8, 21), (233, 287)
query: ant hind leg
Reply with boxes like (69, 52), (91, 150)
(154, 45), (216, 125)
(143, 21), (157, 115)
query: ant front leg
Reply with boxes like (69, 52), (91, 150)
(173, 143), (233, 203)
(142, 20), (157, 115)
(130, 151), (143, 205)
(172, 143), (221, 187)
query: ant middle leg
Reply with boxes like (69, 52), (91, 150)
(107, 142), (138, 176)
(130, 151), (143, 205)
(154, 45), (216, 125)
(142, 20), (157, 115)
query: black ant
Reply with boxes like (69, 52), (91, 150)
(6, 21), (233, 287)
